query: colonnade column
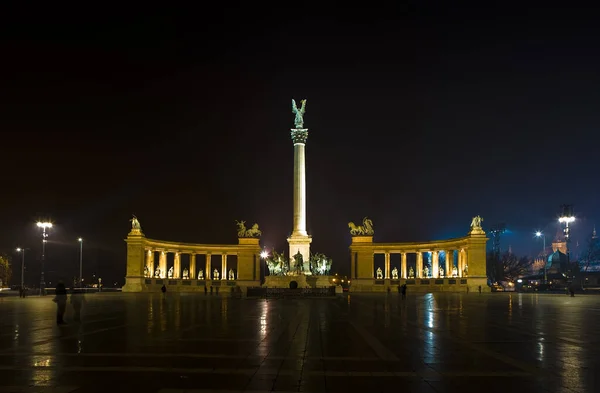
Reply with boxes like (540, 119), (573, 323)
(416, 252), (423, 278)
(458, 249), (465, 277)
(146, 249), (154, 276)
(432, 251), (439, 278)
(159, 251), (167, 278)
(221, 254), (227, 280)
(190, 253), (196, 279)
(401, 253), (407, 278)
(384, 252), (390, 279)
(174, 252), (181, 279)
(445, 250), (452, 277)
(206, 254), (211, 281)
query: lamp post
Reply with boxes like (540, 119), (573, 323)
(15, 247), (25, 291)
(36, 222), (52, 296)
(558, 204), (575, 279)
(260, 249), (269, 283)
(535, 231), (547, 283)
(78, 238), (83, 288)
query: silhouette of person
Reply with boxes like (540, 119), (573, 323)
(401, 284), (407, 300)
(53, 282), (68, 325)
(161, 284), (167, 298)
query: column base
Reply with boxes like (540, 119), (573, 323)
(287, 235), (312, 274)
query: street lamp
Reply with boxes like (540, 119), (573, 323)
(535, 231), (547, 283)
(36, 221), (52, 296)
(78, 238), (83, 288)
(15, 247), (26, 291)
(260, 250), (269, 283)
(558, 204), (575, 277)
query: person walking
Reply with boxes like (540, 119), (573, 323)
(401, 284), (407, 300)
(53, 282), (68, 325)
(161, 284), (167, 298)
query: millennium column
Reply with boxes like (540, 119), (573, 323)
(287, 98), (312, 273)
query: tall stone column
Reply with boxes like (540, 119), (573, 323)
(401, 253), (407, 278)
(189, 253), (196, 279)
(446, 250), (452, 277)
(206, 254), (211, 281)
(384, 253), (390, 279)
(174, 252), (181, 279)
(459, 249), (465, 277)
(146, 249), (154, 276)
(432, 251), (439, 278)
(159, 251), (167, 278)
(287, 126), (312, 272)
(416, 252), (423, 278)
(221, 254), (227, 280)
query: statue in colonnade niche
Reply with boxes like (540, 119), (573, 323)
(423, 266), (430, 278)
(168, 266), (174, 279)
(143, 266), (149, 278)
(439, 267), (444, 278)
(452, 266), (458, 277)
(408, 267), (414, 278)
(376, 267), (383, 279)
(198, 269), (204, 280)
(391, 267), (398, 280)
(463, 265), (468, 277)
(183, 268), (189, 279)
(213, 269), (219, 280)
(154, 268), (161, 278)
(228, 269), (235, 280)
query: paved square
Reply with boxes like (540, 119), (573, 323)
(0, 292), (598, 392)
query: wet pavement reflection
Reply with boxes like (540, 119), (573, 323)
(0, 292), (598, 392)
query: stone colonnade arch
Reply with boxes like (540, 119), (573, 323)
(122, 229), (261, 292)
(349, 227), (488, 292)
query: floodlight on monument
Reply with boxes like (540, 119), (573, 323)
(37, 222), (53, 229)
(260, 250), (269, 259)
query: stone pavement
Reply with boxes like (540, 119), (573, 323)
(0, 292), (598, 392)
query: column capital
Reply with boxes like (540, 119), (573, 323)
(291, 128), (309, 144)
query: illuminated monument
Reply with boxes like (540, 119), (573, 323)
(287, 99), (312, 274)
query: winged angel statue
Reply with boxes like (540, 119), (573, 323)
(292, 99), (307, 129)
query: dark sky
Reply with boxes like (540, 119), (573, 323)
(2, 4), (599, 285)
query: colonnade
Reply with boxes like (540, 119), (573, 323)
(377, 249), (468, 279)
(145, 250), (235, 280)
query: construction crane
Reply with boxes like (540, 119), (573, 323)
(489, 223), (506, 255)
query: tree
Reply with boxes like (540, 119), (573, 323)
(486, 251), (503, 284)
(0, 255), (12, 286)
(501, 252), (531, 282)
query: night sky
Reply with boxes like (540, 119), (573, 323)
(2, 5), (599, 286)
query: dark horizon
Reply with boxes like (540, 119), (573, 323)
(2, 5), (599, 286)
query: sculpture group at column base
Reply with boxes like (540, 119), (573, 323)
(263, 275), (332, 288)
(287, 234), (312, 275)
